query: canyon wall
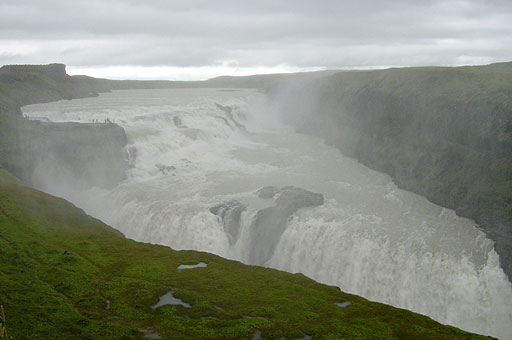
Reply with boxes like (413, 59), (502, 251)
(272, 63), (512, 279)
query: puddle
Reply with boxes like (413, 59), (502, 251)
(252, 330), (262, 340)
(139, 327), (162, 339)
(152, 291), (191, 309)
(201, 316), (220, 320)
(177, 262), (207, 271)
(335, 302), (351, 308)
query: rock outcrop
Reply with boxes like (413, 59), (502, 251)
(0, 64), (130, 192)
(215, 103), (247, 132)
(18, 122), (128, 193)
(249, 186), (324, 265)
(210, 200), (246, 244)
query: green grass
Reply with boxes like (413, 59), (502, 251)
(0, 169), (495, 339)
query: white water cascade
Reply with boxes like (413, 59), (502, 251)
(23, 88), (512, 339)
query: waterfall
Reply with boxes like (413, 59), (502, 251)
(23, 88), (512, 339)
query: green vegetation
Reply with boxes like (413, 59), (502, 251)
(0, 169), (495, 339)
(0, 304), (9, 339)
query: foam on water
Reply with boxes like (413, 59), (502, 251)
(23, 88), (512, 339)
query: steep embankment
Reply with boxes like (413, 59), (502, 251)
(9, 121), (127, 192)
(279, 63), (512, 280)
(0, 63), (197, 118)
(0, 64), (129, 190)
(0, 64), (102, 117)
(0, 169), (495, 339)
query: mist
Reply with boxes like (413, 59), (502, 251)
(13, 115), (129, 200)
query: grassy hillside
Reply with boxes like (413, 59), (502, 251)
(0, 64), (103, 118)
(281, 63), (512, 280)
(0, 169), (494, 340)
(0, 63), (199, 121)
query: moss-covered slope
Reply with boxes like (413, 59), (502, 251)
(0, 169), (494, 339)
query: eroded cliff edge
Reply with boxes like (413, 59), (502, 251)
(0, 64), (129, 191)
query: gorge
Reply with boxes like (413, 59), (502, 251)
(1, 64), (511, 339)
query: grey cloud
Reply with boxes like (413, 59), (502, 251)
(0, 0), (511, 71)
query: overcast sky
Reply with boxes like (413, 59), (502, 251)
(1, 0), (511, 80)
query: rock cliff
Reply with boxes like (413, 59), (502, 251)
(273, 63), (512, 280)
(0, 64), (129, 191)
